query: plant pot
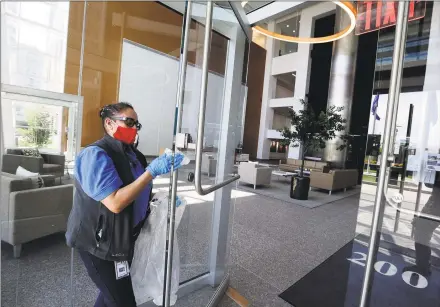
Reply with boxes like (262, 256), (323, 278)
(290, 176), (310, 200)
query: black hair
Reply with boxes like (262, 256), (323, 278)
(99, 102), (134, 133)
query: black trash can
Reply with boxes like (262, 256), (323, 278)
(290, 176), (310, 200)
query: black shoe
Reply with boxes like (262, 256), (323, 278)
(402, 265), (432, 277)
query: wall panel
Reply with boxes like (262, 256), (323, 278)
(243, 42), (266, 159)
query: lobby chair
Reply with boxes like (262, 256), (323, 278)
(3, 148), (65, 180)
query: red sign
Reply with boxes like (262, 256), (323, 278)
(355, 1), (426, 35)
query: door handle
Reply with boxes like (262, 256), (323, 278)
(194, 0), (239, 196)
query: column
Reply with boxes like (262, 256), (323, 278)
(256, 21), (275, 160)
(324, 5), (358, 168)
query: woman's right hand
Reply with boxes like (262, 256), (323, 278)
(146, 152), (185, 178)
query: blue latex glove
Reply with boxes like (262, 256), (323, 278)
(146, 152), (184, 178)
(175, 196), (183, 207)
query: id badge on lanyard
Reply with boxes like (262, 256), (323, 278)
(114, 261), (130, 280)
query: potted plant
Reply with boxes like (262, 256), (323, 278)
(278, 98), (348, 200)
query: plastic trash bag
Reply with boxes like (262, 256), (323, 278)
(131, 192), (186, 306)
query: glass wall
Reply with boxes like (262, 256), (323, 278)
(357, 2), (440, 305)
(1, 2), (79, 307)
(1, 2), (70, 92)
(274, 72), (296, 99)
(271, 108), (291, 131)
(1, 1), (73, 155)
(275, 14), (300, 56)
(0, 86), (82, 307)
(2, 1), (250, 306)
(227, 2), (439, 307)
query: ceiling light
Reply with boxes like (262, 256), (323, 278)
(286, 25), (289, 28)
(253, 1), (356, 44)
(293, 30), (296, 33)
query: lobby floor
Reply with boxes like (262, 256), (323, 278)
(2, 172), (438, 306)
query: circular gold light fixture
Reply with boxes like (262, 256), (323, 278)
(253, 1), (357, 44)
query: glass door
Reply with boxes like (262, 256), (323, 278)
(159, 1), (250, 306)
(357, 1), (440, 306)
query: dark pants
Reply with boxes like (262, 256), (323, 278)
(79, 250), (137, 307)
(78, 210), (149, 306)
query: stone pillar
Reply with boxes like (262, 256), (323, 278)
(324, 5), (358, 168)
(256, 21), (276, 160)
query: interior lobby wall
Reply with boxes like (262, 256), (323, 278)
(243, 42), (266, 160)
(64, 1), (228, 146)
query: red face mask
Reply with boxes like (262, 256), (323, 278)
(113, 125), (137, 144)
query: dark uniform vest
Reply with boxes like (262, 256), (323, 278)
(66, 135), (148, 261)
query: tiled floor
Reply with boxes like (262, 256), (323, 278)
(2, 171), (438, 307)
(228, 193), (360, 306)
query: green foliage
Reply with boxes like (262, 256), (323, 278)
(18, 111), (53, 148)
(278, 99), (348, 175)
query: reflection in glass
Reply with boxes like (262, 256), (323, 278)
(374, 3), (432, 94)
